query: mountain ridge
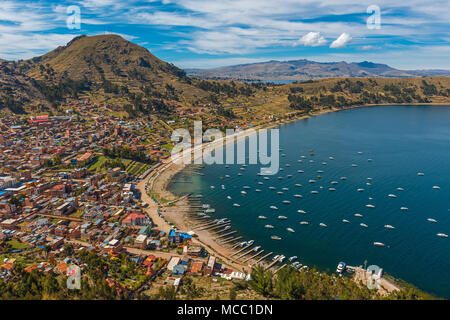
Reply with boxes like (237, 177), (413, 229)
(186, 59), (450, 81)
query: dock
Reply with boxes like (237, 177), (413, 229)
(242, 250), (264, 263)
(220, 236), (242, 245)
(215, 230), (236, 240)
(251, 252), (273, 267)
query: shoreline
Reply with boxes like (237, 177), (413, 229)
(139, 103), (450, 278)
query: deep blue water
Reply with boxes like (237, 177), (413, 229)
(169, 105), (450, 298)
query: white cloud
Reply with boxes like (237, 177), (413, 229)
(295, 32), (327, 47)
(330, 32), (352, 48)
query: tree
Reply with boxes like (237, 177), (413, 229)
(249, 266), (273, 297)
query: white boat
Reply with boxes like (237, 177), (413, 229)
(243, 186), (251, 189)
(225, 175), (230, 178)
(205, 208), (215, 213)
(269, 186), (276, 190)
(210, 186), (215, 189)
(294, 194), (303, 198)
(278, 215), (287, 220)
(287, 174), (293, 178)
(357, 188), (365, 192)
(286, 164), (291, 167)
(253, 246), (261, 252)
(368, 159), (373, 162)
(317, 170), (324, 173)
(295, 184), (302, 187)
(279, 168), (284, 171)
(282, 200), (291, 204)
(311, 190), (319, 194)
(278, 177), (283, 180)
(227, 196), (232, 200)
(255, 189), (261, 192)
(388, 194), (397, 198)
(322, 162), (327, 165)
(309, 160), (314, 163)
(329, 156), (335, 160)
(432, 186), (441, 190)
(336, 262), (346, 274)
(340, 177), (347, 180)
(417, 172), (425, 176)
(265, 224), (274, 229)
(240, 167), (245, 171)
(360, 223), (368, 228)
(258, 216), (267, 219)
(384, 225), (395, 229)
(357, 152), (363, 155)
(297, 210), (306, 214)
(436, 233), (448, 238)
(282, 187), (289, 191)
(233, 203), (240, 207)
(342, 219), (350, 223)
(351, 164), (358, 167)
(319, 223), (327, 228)
(354, 213), (363, 217)
(374, 242), (385, 247)
(237, 173), (242, 176)
(221, 185), (225, 190)
(258, 182), (264, 185)
(289, 256), (298, 262)
(241, 191), (247, 195)
(297, 170), (304, 173)
(366, 204), (375, 208)
(300, 221), (309, 225)
(238, 241), (247, 247)
(396, 187), (404, 191)
(301, 155), (306, 159)
(277, 191), (284, 195)
(331, 181), (338, 185)
(366, 183), (372, 186)
(273, 255), (280, 261)
(271, 235), (282, 240)
(247, 240), (254, 246)
(427, 218), (437, 223)
(309, 179), (316, 183)
(270, 205), (278, 210)
(287, 227), (295, 233)
(263, 177), (270, 180)
(279, 255), (286, 263)
(329, 188), (336, 191)
(400, 207), (408, 211)
(298, 159), (303, 163)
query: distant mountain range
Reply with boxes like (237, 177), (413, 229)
(186, 59), (450, 81)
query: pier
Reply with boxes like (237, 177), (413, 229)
(242, 250), (264, 263)
(251, 252), (273, 267)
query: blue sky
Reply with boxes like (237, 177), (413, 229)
(1, 0), (449, 70)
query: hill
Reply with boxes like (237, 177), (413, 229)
(186, 59), (450, 81)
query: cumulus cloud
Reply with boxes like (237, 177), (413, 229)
(295, 32), (327, 47)
(330, 32), (352, 48)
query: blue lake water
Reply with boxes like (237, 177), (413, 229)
(168, 105), (450, 298)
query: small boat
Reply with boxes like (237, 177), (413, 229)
(238, 241), (247, 247)
(417, 172), (425, 176)
(336, 262), (346, 274)
(282, 187), (289, 191)
(240, 167), (245, 171)
(366, 204), (375, 208)
(319, 223), (327, 228)
(205, 208), (215, 213)
(297, 210), (306, 214)
(243, 186), (251, 189)
(269, 186), (276, 190)
(397, 187), (404, 191)
(384, 225), (395, 229)
(351, 164), (358, 167)
(374, 242), (385, 247)
(329, 188), (336, 191)
(258, 182), (264, 185)
(278, 177), (283, 180)
(280, 168), (284, 171)
(294, 194), (303, 198)
(287, 174), (293, 178)
(432, 186), (441, 190)
(354, 213), (363, 217)
(258, 216), (267, 219)
(340, 177), (347, 180)
(366, 183), (372, 186)
(264, 177), (270, 180)
(272, 255), (279, 261)
(342, 219), (350, 223)
(277, 191), (284, 195)
(282, 200), (291, 204)
(331, 181), (338, 185)
(295, 184), (302, 187)
(247, 240), (254, 246)
(271, 235), (282, 240)
(322, 162), (327, 165)
(241, 191), (247, 195)
(329, 156), (335, 160)
(210, 186), (215, 189)
(311, 190), (319, 194)
(436, 233), (448, 238)
(255, 189), (261, 192)
(233, 203), (240, 207)
(253, 246), (261, 252)
(289, 256), (298, 262)
(317, 170), (324, 173)
(298, 170), (304, 173)
(227, 196), (232, 200)
(309, 179), (316, 183)
(225, 175), (230, 178)
(279, 255), (286, 263)
(309, 160), (314, 163)
(400, 207), (408, 211)
(278, 215), (288, 220)
(286, 164), (291, 167)
(368, 159), (373, 162)
(270, 206), (278, 210)
(297, 159), (303, 163)
(388, 194), (397, 198)
(221, 185), (225, 190)
(287, 227), (295, 233)
(357, 188), (365, 192)
(301, 155), (306, 159)
(427, 218), (437, 223)
(265, 224), (274, 229)
(357, 151), (363, 155)
(360, 223), (368, 228)
(300, 221), (309, 225)
(238, 173), (243, 176)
